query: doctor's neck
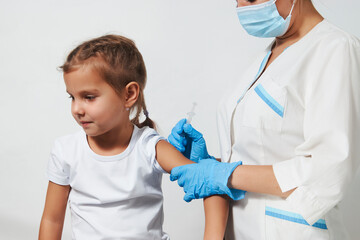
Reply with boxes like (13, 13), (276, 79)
(274, 0), (323, 48)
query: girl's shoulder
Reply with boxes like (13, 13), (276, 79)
(136, 126), (161, 141)
(135, 126), (165, 150)
(134, 126), (166, 173)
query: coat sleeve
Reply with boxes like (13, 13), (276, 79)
(273, 37), (360, 225)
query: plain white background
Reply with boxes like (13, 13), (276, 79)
(0, 0), (359, 239)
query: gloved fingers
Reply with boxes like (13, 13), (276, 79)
(173, 118), (187, 134)
(170, 125), (186, 143)
(228, 189), (246, 201)
(183, 124), (204, 142)
(168, 134), (185, 152)
(184, 184), (206, 202)
(170, 166), (181, 181)
(170, 165), (188, 182)
(177, 175), (186, 187)
(169, 120), (187, 148)
(184, 191), (195, 202)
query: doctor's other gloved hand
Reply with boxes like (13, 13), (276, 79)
(170, 158), (246, 202)
(168, 118), (214, 163)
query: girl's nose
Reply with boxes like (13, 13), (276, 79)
(72, 101), (85, 117)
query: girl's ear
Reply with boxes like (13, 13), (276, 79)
(124, 82), (140, 108)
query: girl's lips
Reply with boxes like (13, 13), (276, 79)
(80, 121), (92, 127)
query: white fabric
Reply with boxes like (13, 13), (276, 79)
(47, 125), (169, 240)
(217, 20), (360, 240)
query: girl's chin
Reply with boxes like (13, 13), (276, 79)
(83, 129), (109, 138)
(82, 128), (100, 137)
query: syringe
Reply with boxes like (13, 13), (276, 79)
(186, 102), (197, 124)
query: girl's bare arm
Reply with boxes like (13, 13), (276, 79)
(156, 140), (228, 240)
(39, 181), (70, 240)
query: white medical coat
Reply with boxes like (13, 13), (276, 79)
(217, 20), (360, 239)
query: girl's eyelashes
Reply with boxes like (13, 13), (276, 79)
(67, 94), (96, 100)
(85, 95), (96, 100)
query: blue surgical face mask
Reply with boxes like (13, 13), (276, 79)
(236, 0), (296, 38)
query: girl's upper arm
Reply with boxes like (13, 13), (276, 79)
(42, 181), (70, 222)
(155, 140), (194, 173)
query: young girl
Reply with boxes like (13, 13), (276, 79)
(38, 35), (196, 239)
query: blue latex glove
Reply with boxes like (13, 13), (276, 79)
(168, 118), (213, 163)
(170, 158), (246, 202)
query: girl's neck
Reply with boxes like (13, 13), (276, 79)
(87, 121), (134, 156)
(274, 0), (324, 51)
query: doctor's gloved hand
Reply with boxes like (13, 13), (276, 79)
(170, 158), (246, 202)
(168, 118), (213, 163)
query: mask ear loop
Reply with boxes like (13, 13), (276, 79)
(289, 0), (297, 16)
(273, 0), (296, 18)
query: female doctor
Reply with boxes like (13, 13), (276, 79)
(168, 0), (360, 239)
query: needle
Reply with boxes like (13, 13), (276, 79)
(186, 102), (197, 124)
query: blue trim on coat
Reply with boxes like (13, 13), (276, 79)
(254, 84), (284, 117)
(237, 51), (272, 104)
(265, 206), (328, 230)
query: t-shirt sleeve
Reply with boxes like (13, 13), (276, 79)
(141, 128), (167, 173)
(273, 38), (360, 225)
(47, 139), (70, 185)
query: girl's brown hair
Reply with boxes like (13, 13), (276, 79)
(60, 34), (155, 129)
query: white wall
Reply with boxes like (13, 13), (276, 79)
(0, 0), (359, 239)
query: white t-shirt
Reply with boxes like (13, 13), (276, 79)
(47, 125), (170, 240)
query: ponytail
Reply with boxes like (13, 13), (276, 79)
(130, 91), (156, 130)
